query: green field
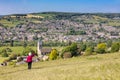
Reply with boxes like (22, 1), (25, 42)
(0, 46), (63, 63)
(0, 52), (120, 80)
(0, 46), (36, 54)
(0, 46), (36, 62)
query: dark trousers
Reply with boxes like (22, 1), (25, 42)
(28, 62), (32, 69)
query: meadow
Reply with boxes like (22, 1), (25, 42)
(0, 52), (120, 80)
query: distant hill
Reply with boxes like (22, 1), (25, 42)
(0, 12), (120, 43)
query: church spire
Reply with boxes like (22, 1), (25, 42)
(37, 39), (42, 57)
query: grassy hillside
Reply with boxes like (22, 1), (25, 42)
(1, 12), (120, 28)
(0, 52), (120, 80)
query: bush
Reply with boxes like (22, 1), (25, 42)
(61, 46), (71, 58)
(84, 47), (93, 56)
(96, 43), (107, 54)
(79, 43), (86, 51)
(61, 43), (78, 57)
(70, 43), (78, 56)
(111, 42), (120, 53)
(63, 52), (72, 58)
(0, 48), (12, 57)
(9, 53), (17, 60)
(49, 49), (58, 60)
(1, 51), (8, 57)
(6, 48), (12, 52)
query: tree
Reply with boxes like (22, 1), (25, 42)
(111, 42), (120, 53)
(10, 40), (14, 47)
(24, 36), (28, 41)
(70, 43), (78, 56)
(96, 43), (107, 54)
(23, 41), (27, 48)
(49, 49), (58, 60)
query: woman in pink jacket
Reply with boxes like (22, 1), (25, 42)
(26, 52), (35, 69)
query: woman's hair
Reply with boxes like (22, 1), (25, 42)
(28, 52), (32, 56)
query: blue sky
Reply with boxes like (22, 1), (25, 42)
(0, 0), (120, 15)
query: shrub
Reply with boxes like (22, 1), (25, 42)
(1, 51), (8, 57)
(61, 43), (78, 57)
(61, 46), (71, 58)
(63, 52), (72, 58)
(49, 49), (58, 60)
(70, 43), (78, 56)
(1, 48), (7, 53)
(9, 53), (17, 60)
(111, 42), (120, 53)
(79, 44), (86, 51)
(84, 47), (93, 56)
(6, 48), (12, 52)
(96, 43), (107, 54)
(0, 48), (12, 57)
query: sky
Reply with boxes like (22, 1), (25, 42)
(0, 0), (120, 15)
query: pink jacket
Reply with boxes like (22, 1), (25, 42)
(26, 54), (34, 62)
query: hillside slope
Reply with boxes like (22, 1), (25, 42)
(0, 52), (120, 80)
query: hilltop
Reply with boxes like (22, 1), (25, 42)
(0, 52), (120, 80)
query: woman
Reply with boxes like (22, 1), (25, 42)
(26, 52), (35, 69)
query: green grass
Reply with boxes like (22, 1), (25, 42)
(0, 52), (120, 80)
(0, 46), (37, 62)
(0, 46), (62, 62)
(0, 56), (8, 63)
(0, 46), (37, 54)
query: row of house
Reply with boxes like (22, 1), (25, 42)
(3, 14), (44, 19)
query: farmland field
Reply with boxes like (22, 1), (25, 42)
(0, 52), (120, 80)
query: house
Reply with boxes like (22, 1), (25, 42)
(26, 14), (44, 19)
(40, 48), (52, 55)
